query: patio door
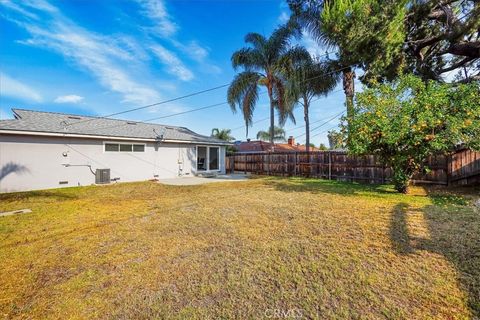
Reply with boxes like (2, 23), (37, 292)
(197, 146), (219, 171)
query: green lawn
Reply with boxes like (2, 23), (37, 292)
(0, 178), (479, 319)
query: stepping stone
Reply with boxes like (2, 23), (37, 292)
(0, 209), (32, 217)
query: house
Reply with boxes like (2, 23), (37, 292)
(0, 109), (231, 193)
(234, 136), (320, 153)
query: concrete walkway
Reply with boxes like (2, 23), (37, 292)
(159, 174), (250, 186)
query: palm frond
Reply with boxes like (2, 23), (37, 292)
(244, 33), (267, 50)
(272, 76), (296, 126)
(257, 126), (286, 142)
(211, 128), (235, 142)
(227, 71), (262, 129)
(231, 48), (264, 71)
(267, 25), (294, 60)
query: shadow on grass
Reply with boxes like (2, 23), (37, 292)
(0, 189), (79, 202)
(262, 176), (401, 198)
(391, 202), (480, 317)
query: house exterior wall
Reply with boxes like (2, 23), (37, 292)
(0, 134), (226, 193)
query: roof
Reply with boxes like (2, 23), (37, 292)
(234, 140), (320, 153)
(0, 109), (230, 145)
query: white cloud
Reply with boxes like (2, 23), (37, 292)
(54, 94), (84, 103)
(172, 40), (208, 62)
(0, 0), (39, 19)
(302, 31), (328, 58)
(171, 40), (221, 74)
(1, 1), (163, 105)
(137, 1), (219, 76)
(278, 11), (289, 23)
(151, 45), (194, 81)
(0, 73), (42, 102)
(136, 0), (178, 37)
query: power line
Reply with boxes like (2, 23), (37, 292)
(64, 49), (340, 130)
(294, 110), (345, 139)
(283, 88), (345, 132)
(63, 83), (230, 129)
(309, 123), (342, 141)
(92, 101), (229, 133)
(231, 116), (270, 132)
(82, 62), (351, 134)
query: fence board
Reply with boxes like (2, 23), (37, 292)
(225, 149), (480, 186)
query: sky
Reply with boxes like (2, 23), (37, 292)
(0, 0), (360, 147)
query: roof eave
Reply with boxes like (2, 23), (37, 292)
(0, 129), (232, 145)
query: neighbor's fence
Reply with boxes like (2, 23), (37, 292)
(226, 149), (480, 186)
(449, 148), (480, 185)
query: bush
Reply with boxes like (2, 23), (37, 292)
(346, 75), (480, 193)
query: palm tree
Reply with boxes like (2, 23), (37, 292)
(256, 126), (286, 142)
(227, 25), (297, 143)
(211, 128), (235, 142)
(288, 1), (356, 121)
(283, 47), (339, 152)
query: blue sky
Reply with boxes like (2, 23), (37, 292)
(0, 0), (359, 146)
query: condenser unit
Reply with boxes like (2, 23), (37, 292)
(95, 169), (111, 184)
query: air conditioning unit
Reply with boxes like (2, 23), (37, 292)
(95, 169), (111, 184)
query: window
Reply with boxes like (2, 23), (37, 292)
(105, 143), (145, 152)
(197, 146), (220, 171)
(105, 143), (119, 152)
(120, 144), (133, 152)
(133, 144), (145, 152)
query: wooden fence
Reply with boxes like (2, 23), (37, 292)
(226, 149), (480, 186)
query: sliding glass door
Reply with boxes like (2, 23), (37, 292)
(197, 146), (207, 171)
(209, 147), (219, 170)
(197, 146), (220, 171)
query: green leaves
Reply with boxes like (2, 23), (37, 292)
(228, 25), (299, 141)
(257, 126), (287, 142)
(227, 71), (262, 129)
(347, 74), (480, 192)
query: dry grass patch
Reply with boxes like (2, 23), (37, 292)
(0, 178), (479, 319)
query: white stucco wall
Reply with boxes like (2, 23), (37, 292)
(0, 134), (226, 193)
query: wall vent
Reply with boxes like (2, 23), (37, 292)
(95, 169), (111, 184)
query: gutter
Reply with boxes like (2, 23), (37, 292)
(0, 129), (232, 146)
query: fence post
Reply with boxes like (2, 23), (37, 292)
(265, 153), (269, 176)
(294, 152), (297, 176)
(328, 151), (332, 180)
(447, 153), (452, 186)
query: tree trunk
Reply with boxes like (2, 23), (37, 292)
(304, 96), (310, 153)
(267, 84), (275, 146)
(343, 67), (355, 121)
(392, 165), (414, 194)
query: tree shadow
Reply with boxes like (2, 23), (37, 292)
(0, 190), (79, 202)
(263, 176), (399, 197)
(390, 202), (480, 316)
(0, 162), (29, 181)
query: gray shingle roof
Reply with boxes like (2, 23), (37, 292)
(0, 109), (230, 145)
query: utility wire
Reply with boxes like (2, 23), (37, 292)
(64, 50), (340, 130)
(283, 88), (345, 132)
(63, 83), (230, 128)
(309, 124), (340, 139)
(86, 63), (351, 134)
(231, 116), (270, 132)
(294, 110), (345, 139)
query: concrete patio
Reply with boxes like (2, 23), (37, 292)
(159, 173), (250, 186)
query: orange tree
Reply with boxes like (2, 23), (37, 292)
(346, 75), (480, 193)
